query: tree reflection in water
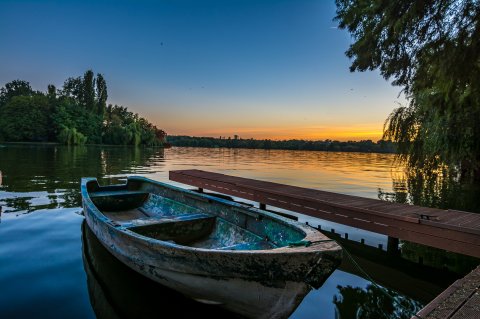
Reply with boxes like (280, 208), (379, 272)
(333, 284), (421, 319)
(378, 166), (480, 213)
(378, 166), (480, 273)
(0, 144), (164, 213)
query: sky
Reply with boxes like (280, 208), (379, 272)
(0, 0), (406, 141)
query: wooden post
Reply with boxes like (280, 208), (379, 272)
(387, 236), (400, 256)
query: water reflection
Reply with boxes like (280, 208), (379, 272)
(333, 284), (421, 319)
(0, 145), (164, 214)
(378, 166), (480, 213)
(378, 167), (480, 274)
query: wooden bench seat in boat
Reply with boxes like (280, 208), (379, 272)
(126, 213), (217, 245)
(89, 190), (150, 212)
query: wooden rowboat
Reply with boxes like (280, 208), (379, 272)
(81, 176), (342, 318)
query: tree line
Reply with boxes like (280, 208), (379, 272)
(0, 70), (167, 146)
(168, 135), (396, 153)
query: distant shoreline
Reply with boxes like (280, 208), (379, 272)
(167, 135), (397, 154)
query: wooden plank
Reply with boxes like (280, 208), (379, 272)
(450, 293), (480, 319)
(443, 213), (477, 226)
(169, 170), (480, 258)
(414, 265), (480, 319)
(457, 217), (480, 228)
(434, 210), (471, 222)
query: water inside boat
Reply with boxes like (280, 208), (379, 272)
(89, 188), (305, 251)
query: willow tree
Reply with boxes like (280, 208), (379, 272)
(335, 0), (480, 180)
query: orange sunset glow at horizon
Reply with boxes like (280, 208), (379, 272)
(160, 124), (385, 142)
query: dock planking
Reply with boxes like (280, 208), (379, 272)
(169, 169), (480, 258)
(412, 265), (480, 319)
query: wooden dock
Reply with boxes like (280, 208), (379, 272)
(170, 169), (480, 319)
(169, 169), (480, 258)
(412, 265), (480, 319)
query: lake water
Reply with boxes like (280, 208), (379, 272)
(0, 144), (472, 318)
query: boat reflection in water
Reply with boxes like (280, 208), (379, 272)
(82, 222), (233, 318)
(82, 222), (318, 318)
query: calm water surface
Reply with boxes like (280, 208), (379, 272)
(0, 144), (467, 318)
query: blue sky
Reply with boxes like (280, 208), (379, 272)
(0, 0), (405, 140)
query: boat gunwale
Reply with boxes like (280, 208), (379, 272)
(81, 176), (339, 255)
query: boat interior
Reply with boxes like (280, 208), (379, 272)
(88, 184), (305, 251)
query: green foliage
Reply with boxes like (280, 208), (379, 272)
(0, 95), (50, 141)
(95, 73), (107, 116)
(0, 80), (35, 108)
(57, 126), (87, 145)
(50, 98), (102, 143)
(0, 70), (166, 146)
(138, 118), (157, 146)
(47, 84), (56, 99)
(82, 70), (96, 112)
(335, 0), (480, 180)
(103, 104), (165, 146)
(61, 76), (83, 103)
